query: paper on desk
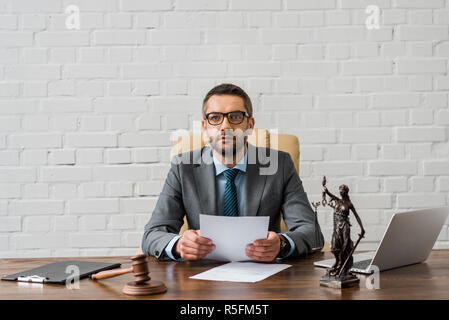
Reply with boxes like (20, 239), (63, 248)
(200, 214), (269, 262)
(190, 262), (292, 283)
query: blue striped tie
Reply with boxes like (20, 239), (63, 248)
(223, 168), (240, 217)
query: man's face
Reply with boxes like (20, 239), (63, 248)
(202, 94), (255, 158)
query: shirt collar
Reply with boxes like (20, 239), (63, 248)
(212, 148), (247, 176)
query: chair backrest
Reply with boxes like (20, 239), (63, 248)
(173, 128), (300, 234)
(172, 128), (300, 174)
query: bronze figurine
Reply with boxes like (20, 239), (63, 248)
(318, 176), (366, 289)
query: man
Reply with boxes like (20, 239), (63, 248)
(142, 83), (324, 262)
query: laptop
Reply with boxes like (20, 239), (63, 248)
(314, 207), (449, 274)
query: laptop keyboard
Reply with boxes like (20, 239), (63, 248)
(352, 259), (372, 270)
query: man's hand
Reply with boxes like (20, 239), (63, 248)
(174, 230), (215, 261)
(245, 231), (281, 262)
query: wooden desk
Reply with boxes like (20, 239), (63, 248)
(1, 250), (449, 300)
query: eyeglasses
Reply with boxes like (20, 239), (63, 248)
(205, 111), (249, 126)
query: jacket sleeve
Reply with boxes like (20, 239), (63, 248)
(141, 161), (186, 261)
(281, 152), (325, 258)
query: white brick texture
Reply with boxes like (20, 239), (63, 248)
(0, 0), (448, 257)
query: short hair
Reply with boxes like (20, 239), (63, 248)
(202, 83), (253, 119)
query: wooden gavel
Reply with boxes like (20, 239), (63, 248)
(91, 254), (150, 284)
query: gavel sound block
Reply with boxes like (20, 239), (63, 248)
(91, 254), (166, 296)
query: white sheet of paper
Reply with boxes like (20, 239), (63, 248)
(190, 262), (292, 283)
(200, 214), (269, 262)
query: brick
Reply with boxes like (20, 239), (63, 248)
(76, 149), (103, 164)
(286, 0), (335, 9)
(438, 177), (449, 192)
(207, 29), (260, 44)
(410, 177), (434, 192)
(356, 178), (380, 193)
(293, 129), (337, 144)
(397, 127), (445, 142)
(64, 65), (117, 79)
(149, 30), (201, 45)
(69, 232), (121, 248)
(395, 0), (445, 9)
(120, 0), (172, 11)
(381, 111), (407, 126)
(315, 27), (365, 42)
(36, 32), (90, 46)
(22, 150), (47, 166)
(132, 148), (159, 163)
(324, 145), (351, 160)
(93, 166), (148, 181)
(10, 200), (64, 215)
(313, 162), (364, 176)
(42, 167), (91, 182)
(123, 64), (172, 79)
(52, 184), (77, 199)
(263, 29), (311, 46)
(283, 62), (338, 76)
(230, 63), (280, 77)
(23, 216), (51, 232)
(230, 0), (281, 10)
(175, 63), (227, 78)
(397, 59), (446, 74)
(119, 132), (170, 147)
(381, 144), (405, 159)
(23, 184), (49, 199)
(80, 182), (105, 198)
(106, 182), (133, 197)
(9, 133), (61, 148)
(41, 98), (93, 113)
(69, 199), (119, 214)
(318, 95), (365, 110)
(384, 177), (407, 192)
(0, 32), (33, 47)
(0, 183), (20, 199)
(95, 98), (147, 113)
(341, 0), (390, 8)
(424, 161), (449, 175)
(262, 95), (313, 110)
(14, 234), (67, 249)
(341, 129), (391, 143)
(5, 65), (60, 80)
(79, 215), (106, 230)
(66, 133), (117, 147)
(94, 30), (146, 45)
(54, 216), (77, 231)
(353, 144), (378, 160)
(342, 61), (392, 75)
(368, 161), (417, 176)
(121, 198), (157, 213)
(350, 194), (392, 209)
(397, 194), (446, 208)
(0, 217), (21, 232)
(106, 149), (131, 164)
(0, 151), (19, 165)
(109, 215), (135, 230)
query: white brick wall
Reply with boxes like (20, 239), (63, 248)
(0, 0), (448, 258)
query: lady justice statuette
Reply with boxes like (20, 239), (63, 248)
(314, 176), (366, 289)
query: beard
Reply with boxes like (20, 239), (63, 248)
(208, 128), (248, 161)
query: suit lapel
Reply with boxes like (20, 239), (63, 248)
(193, 146), (218, 215)
(244, 144), (267, 216)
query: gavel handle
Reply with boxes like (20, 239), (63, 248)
(91, 267), (133, 280)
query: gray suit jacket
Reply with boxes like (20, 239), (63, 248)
(141, 143), (324, 261)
